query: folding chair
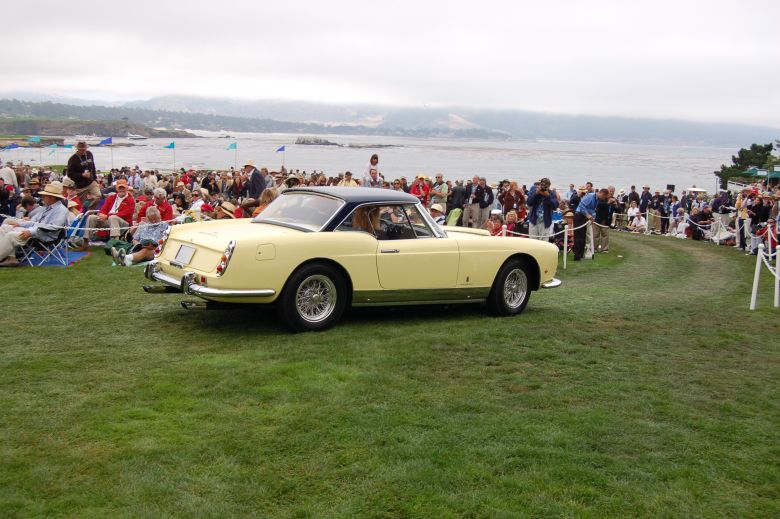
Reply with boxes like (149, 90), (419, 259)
(18, 228), (68, 266)
(445, 208), (462, 226)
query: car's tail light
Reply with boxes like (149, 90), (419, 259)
(155, 227), (172, 258)
(216, 240), (236, 276)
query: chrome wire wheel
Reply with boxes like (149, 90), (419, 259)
(295, 274), (337, 323)
(503, 268), (528, 309)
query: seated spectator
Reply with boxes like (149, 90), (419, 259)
(136, 188), (173, 224)
(111, 206), (169, 266)
(189, 188), (205, 211)
(668, 208), (686, 237)
(86, 179), (135, 242)
(504, 210), (519, 235)
(429, 203), (446, 225)
(627, 212), (647, 233)
(216, 201), (238, 220)
(0, 182), (69, 266)
(484, 209), (504, 236)
(171, 193), (189, 216)
(252, 188), (279, 217)
(16, 195), (40, 219)
(626, 200), (640, 226)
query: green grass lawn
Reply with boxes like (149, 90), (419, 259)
(1, 233), (778, 518)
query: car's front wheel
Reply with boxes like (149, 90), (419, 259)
(279, 262), (347, 332)
(487, 258), (532, 316)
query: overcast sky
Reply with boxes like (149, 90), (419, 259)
(2, 0), (778, 126)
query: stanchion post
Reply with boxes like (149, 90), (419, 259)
(502, 224), (507, 237)
(750, 244), (764, 310)
(563, 224), (568, 270)
(774, 241), (779, 308)
(588, 220), (595, 259)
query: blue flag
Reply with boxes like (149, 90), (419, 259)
(226, 142), (237, 150)
(6, 143), (20, 149)
(276, 145), (285, 152)
(164, 142), (175, 149)
(99, 137), (113, 145)
(28, 136), (41, 143)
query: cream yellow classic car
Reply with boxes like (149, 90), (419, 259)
(144, 187), (561, 331)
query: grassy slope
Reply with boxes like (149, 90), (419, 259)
(0, 233), (778, 518)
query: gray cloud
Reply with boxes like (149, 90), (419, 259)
(1, 0), (778, 125)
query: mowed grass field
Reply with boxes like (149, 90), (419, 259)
(1, 233), (778, 518)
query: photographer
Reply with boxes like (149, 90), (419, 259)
(526, 177), (559, 241)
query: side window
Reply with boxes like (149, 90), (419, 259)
(403, 204), (435, 238)
(377, 205), (416, 240)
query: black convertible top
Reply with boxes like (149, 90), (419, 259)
(285, 186), (419, 205)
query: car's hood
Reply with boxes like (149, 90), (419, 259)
(442, 226), (491, 237)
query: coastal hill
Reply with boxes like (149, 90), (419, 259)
(1, 95), (778, 146)
(0, 115), (194, 139)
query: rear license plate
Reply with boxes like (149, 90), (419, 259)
(174, 245), (196, 265)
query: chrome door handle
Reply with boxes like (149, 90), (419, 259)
(380, 249), (400, 253)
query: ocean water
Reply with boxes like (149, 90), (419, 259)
(30, 131), (731, 194)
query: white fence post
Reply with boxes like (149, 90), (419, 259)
(750, 244), (765, 310)
(774, 243), (779, 308)
(501, 224), (507, 237)
(563, 224), (568, 270)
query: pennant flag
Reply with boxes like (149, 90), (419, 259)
(163, 142), (175, 149)
(226, 142), (237, 150)
(99, 137), (113, 146)
(28, 136), (41, 143)
(276, 145), (285, 152)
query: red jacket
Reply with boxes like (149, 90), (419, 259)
(100, 193), (135, 223)
(136, 200), (173, 223)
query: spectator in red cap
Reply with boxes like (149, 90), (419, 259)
(86, 178), (135, 242)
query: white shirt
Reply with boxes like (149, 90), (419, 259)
(110, 194), (127, 214)
(0, 166), (17, 189)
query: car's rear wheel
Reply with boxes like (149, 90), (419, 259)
(279, 262), (347, 332)
(487, 258), (531, 316)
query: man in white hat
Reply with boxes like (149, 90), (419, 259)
(429, 203), (446, 225)
(245, 162), (266, 200)
(0, 181), (69, 266)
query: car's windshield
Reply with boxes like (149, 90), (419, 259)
(253, 191), (344, 231)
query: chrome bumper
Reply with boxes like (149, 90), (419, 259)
(541, 278), (562, 289)
(143, 261), (276, 299)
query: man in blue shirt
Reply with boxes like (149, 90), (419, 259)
(573, 188), (609, 260)
(0, 181), (69, 266)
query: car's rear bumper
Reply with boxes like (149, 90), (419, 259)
(541, 278), (562, 289)
(144, 261), (276, 299)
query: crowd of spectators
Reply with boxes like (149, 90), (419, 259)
(0, 146), (778, 267)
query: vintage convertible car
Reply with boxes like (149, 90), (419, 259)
(144, 187), (561, 331)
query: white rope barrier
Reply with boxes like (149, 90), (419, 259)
(0, 212), (203, 233)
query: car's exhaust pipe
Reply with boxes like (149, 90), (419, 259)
(143, 285), (181, 294)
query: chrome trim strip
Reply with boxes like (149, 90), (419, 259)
(541, 278), (562, 289)
(380, 248), (400, 253)
(353, 287), (490, 305)
(144, 261), (276, 299)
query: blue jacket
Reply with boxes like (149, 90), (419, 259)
(526, 186), (559, 227)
